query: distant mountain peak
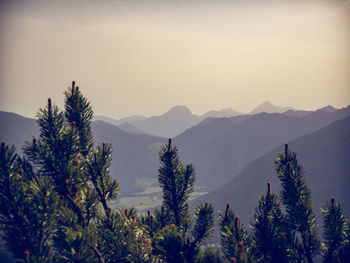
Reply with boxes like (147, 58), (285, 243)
(250, 101), (293, 114)
(260, 100), (273, 106)
(320, 105), (337, 113)
(164, 105), (192, 116)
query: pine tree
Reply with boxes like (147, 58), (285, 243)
(250, 182), (290, 263)
(218, 203), (252, 262)
(87, 142), (119, 219)
(97, 210), (152, 263)
(321, 197), (350, 263)
(1, 81), (150, 262)
(274, 143), (320, 263)
(0, 143), (58, 261)
(23, 85), (100, 261)
(154, 139), (215, 262)
(195, 246), (223, 263)
(64, 81), (94, 156)
(152, 224), (186, 263)
(158, 138), (195, 230)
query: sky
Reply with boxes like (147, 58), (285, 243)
(0, 0), (349, 119)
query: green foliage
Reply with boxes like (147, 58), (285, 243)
(158, 139), (195, 229)
(274, 143), (320, 263)
(192, 203), (215, 244)
(321, 198), (350, 263)
(87, 142), (119, 218)
(97, 210), (152, 263)
(154, 140), (215, 262)
(1, 82), (140, 262)
(0, 143), (58, 262)
(152, 205), (173, 231)
(218, 204), (251, 261)
(250, 183), (290, 263)
(64, 81), (94, 156)
(54, 220), (97, 262)
(1, 85), (349, 263)
(195, 246), (223, 263)
(152, 224), (186, 263)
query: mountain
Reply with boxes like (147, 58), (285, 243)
(128, 105), (199, 138)
(0, 111), (39, 149)
(320, 105), (337, 113)
(93, 115), (122, 126)
(94, 106), (242, 138)
(93, 115), (146, 127)
(192, 116), (350, 228)
(93, 102), (299, 138)
(250, 101), (293, 114)
(283, 109), (311, 117)
(174, 106), (350, 190)
(201, 108), (241, 119)
(92, 121), (166, 194)
(0, 112), (165, 195)
(117, 122), (146, 134)
(2, 105), (349, 197)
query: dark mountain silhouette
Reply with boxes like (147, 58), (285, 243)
(94, 105), (242, 138)
(93, 102), (303, 139)
(0, 111), (39, 148)
(192, 116), (350, 227)
(250, 100), (293, 114)
(129, 106), (198, 138)
(174, 106), (350, 190)
(1, 106), (350, 197)
(283, 109), (311, 117)
(0, 112), (165, 195)
(92, 121), (166, 194)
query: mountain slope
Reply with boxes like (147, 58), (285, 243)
(0, 112), (166, 195)
(94, 106), (242, 138)
(174, 106), (350, 190)
(2, 106), (350, 197)
(93, 115), (146, 127)
(92, 121), (166, 194)
(129, 105), (198, 138)
(193, 116), (350, 226)
(117, 122), (147, 134)
(0, 111), (39, 150)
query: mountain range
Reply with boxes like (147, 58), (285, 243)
(94, 101), (295, 138)
(95, 105), (242, 138)
(193, 115), (350, 234)
(250, 100), (293, 114)
(174, 105), (350, 190)
(0, 111), (165, 195)
(1, 104), (349, 199)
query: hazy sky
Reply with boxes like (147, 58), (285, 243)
(0, 0), (349, 118)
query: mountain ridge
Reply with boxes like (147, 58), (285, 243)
(250, 100), (293, 114)
(93, 102), (298, 138)
(192, 115), (350, 227)
(174, 105), (350, 190)
(1, 105), (349, 197)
